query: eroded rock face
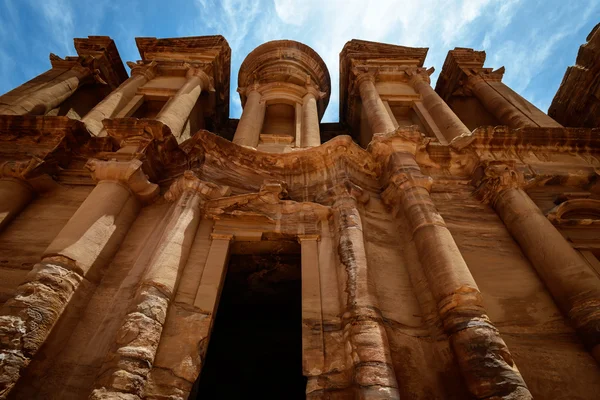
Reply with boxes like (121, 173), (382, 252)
(0, 34), (599, 400)
(549, 23), (600, 128)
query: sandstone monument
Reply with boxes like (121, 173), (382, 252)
(0, 33), (599, 400)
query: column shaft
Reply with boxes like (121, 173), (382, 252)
(382, 151), (531, 399)
(468, 76), (536, 128)
(333, 195), (400, 399)
(92, 188), (204, 398)
(156, 75), (204, 139)
(411, 78), (470, 141)
(0, 178), (141, 398)
(82, 74), (148, 136)
(0, 66), (92, 116)
(493, 187), (600, 362)
(358, 77), (396, 135)
(301, 92), (321, 147)
(232, 90), (265, 147)
(0, 178), (34, 233)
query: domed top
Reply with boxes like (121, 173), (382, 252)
(238, 40), (331, 110)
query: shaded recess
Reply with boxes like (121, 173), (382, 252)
(194, 249), (305, 399)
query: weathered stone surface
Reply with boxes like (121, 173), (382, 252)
(0, 33), (599, 400)
(549, 23), (600, 128)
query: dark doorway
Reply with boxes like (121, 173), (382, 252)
(194, 247), (306, 399)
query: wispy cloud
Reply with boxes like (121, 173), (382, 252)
(0, 0), (598, 120)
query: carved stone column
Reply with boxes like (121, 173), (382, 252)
(0, 56), (95, 116)
(91, 172), (230, 399)
(156, 67), (211, 139)
(474, 163), (600, 363)
(0, 160), (40, 233)
(356, 73), (396, 135)
(466, 74), (536, 129)
(317, 182), (400, 399)
(82, 61), (157, 136)
(232, 85), (265, 148)
(301, 88), (321, 147)
(409, 72), (470, 142)
(0, 159), (157, 398)
(370, 130), (531, 399)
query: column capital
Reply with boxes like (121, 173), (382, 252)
(381, 173), (433, 204)
(368, 126), (423, 161)
(85, 158), (159, 204)
(472, 161), (524, 205)
(164, 170), (231, 202)
(354, 70), (377, 88)
(407, 67), (434, 87)
(185, 64), (214, 92)
(237, 83), (262, 96)
(128, 60), (158, 80)
(304, 85), (323, 100)
(463, 68), (505, 91)
(0, 157), (44, 182)
(315, 180), (369, 207)
(49, 53), (102, 84)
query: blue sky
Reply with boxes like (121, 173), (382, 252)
(0, 0), (598, 122)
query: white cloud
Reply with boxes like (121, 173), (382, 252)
(35, 0), (75, 55)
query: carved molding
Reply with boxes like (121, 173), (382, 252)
(547, 199), (600, 226)
(85, 158), (159, 203)
(164, 170), (231, 202)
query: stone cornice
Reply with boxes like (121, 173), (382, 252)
(85, 158), (159, 203)
(164, 170), (231, 201)
(0, 115), (89, 182)
(74, 36), (128, 90)
(449, 126), (600, 153)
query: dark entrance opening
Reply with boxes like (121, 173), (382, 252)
(194, 242), (305, 399)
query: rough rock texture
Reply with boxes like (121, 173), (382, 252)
(0, 34), (599, 400)
(549, 23), (600, 128)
